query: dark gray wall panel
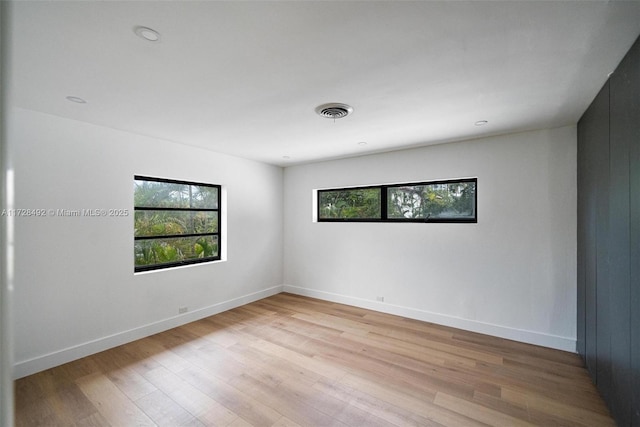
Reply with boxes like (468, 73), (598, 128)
(578, 81), (610, 383)
(577, 34), (640, 427)
(594, 81), (611, 397)
(630, 93), (640, 427)
(610, 64), (633, 425)
(614, 36), (640, 427)
(577, 119), (588, 358)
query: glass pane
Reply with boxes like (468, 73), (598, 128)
(189, 185), (218, 209)
(319, 188), (381, 219)
(134, 235), (219, 268)
(135, 210), (218, 237)
(134, 179), (190, 208)
(387, 181), (476, 220)
(134, 179), (218, 209)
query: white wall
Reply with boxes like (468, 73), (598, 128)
(11, 108), (284, 378)
(1, 2), (15, 423)
(284, 126), (577, 351)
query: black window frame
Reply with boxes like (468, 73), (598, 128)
(134, 175), (222, 272)
(317, 178), (477, 223)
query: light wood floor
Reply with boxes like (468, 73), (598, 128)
(15, 293), (613, 426)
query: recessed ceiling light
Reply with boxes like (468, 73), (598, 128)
(474, 120), (488, 126)
(357, 141), (368, 146)
(315, 103), (353, 120)
(134, 26), (160, 42)
(66, 96), (87, 104)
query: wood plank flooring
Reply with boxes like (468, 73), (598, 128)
(14, 293), (613, 426)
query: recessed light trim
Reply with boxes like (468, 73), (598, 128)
(66, 96), (87, 104)
(357, 141), (368, 146)
(134, 26), (160, 42)
(474, 120), (488, 126)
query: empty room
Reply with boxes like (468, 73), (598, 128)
(1, 1), (640, 426)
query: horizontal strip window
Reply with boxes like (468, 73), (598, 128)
(134, 175), (221, 272)
(318, 178), (476, 223)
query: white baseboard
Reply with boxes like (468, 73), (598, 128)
(13, 285), (283, 379)
(283, 285), (576, 353)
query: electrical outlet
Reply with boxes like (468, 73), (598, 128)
(376, 296), (385, 302)
(178, 306), (188, 314)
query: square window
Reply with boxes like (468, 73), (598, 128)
(134, 176), (221, 272)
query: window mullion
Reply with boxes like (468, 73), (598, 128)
(380, 185), (388, 220)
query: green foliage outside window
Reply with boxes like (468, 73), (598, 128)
(387, 182), (475, 219)
(134, 176), (221, 272)
(318, 188), (381, 219)
(318, 179), (476, 222)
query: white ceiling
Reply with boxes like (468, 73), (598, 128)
(9, 1), (640, 166)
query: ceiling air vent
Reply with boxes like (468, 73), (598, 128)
(315, 103), (353, 120)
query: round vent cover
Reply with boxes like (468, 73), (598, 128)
(315, 103), (353, 120)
